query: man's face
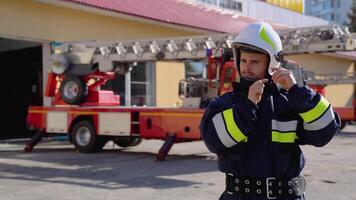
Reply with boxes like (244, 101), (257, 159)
(239, 52), (268, 80)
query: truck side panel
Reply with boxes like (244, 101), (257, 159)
(139, 110), (203, 140)
(28, 106), (204, 140)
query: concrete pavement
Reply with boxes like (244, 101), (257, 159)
(0, 126), (355, 200)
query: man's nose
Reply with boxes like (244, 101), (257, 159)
(245, 62), (253, 68)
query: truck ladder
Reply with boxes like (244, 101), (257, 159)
(53, 25), (356, 65)
(304, 71), (356, 85)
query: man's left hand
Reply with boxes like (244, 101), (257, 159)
(271, 67), (297, 91)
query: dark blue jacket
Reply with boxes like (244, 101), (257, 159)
(200, 82), (340, 199)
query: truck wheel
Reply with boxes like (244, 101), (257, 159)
(114, 137), (142, 148)
(60, 75), (87, 104)
(71, 120), (106, 152)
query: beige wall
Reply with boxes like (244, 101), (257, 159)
(156, 61), (185, 107)
(286, 54), (354, 107)
(0, 0), (201, 42)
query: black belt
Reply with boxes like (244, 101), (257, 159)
(225, 173), (305, 199)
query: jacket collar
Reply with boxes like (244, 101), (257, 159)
(232, 79), (280, 98)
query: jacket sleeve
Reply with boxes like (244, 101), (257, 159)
(199, 93), (258, 154)
(288, 84), (341, 147)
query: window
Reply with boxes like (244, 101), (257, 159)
(310, 2), (323, 14)
(185, 61), (206, 78)
(130, 62), (155, 106)
(202, 0), (217, 5)
(322, 13), (332, 20)
(101, 62), (155, 106)
(219, 0), (225, 7)
(311, 0), (318, 5)
(225, 0), (232, 8)
(331, 0), (341, 8)
(322, 1), (330, 9)
(232, 1), (242, 11)
(237, 2), (242, 11)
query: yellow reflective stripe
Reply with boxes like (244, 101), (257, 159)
(259, 26), (277, 50)
(222, 109), (248, 142)
(299, 96), (330, 123)
(272, 131), (297, 143)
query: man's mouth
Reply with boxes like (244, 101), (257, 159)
(242, 72), (254, 77)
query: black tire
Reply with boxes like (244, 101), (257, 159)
(71, 120), (107, 153)
(60, 75), (87, 104)
(113, 137), (142, 148)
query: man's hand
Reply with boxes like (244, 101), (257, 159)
(248, 79), (268, 105)
(271, 67), (297, 91)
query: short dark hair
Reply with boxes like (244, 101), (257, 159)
(239, 46), (267, 55)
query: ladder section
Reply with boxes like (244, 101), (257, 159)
(304, 71), (356, 85)
(53, 25), (356, 64)
(55, 34), (235, 63)
(279, 25), (355, 55)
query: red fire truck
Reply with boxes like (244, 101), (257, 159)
(25, 25), (356, 160)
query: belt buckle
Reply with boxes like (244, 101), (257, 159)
(226, 173), (234, 195)
(291, 174), (306, 196)
(266, 177), (277, 199)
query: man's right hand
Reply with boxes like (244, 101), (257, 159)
(248, 79), (268, 105)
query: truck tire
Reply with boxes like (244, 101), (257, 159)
(71, 120), (106, 152)
(60, 75), (87, 105)
(114, 137), (142, 148)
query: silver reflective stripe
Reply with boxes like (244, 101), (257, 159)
(272, 119), (298, 132)
(212, 112), (237, 148)
(303, 107), (335, 131)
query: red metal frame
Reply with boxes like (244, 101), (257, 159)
(333, 107), (355, 121)
(308, 84), (355, 123)
(46, 71), (120, 106)
(27, 106), (203, 141)
(219, 61), (236, 95)
(308, 84), (326, 96)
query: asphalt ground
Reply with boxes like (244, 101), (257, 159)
(0, 126), (355, 200)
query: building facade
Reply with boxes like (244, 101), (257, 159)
(196, 0), (243, 12)
(193, 0), (328, 27)
(261, 0), (304, 13)
(304, 0), (353, 25)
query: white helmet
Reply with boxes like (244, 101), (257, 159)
(232, 22), (283, 76)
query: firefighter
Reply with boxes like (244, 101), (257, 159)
(200, 22), (340, 200)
